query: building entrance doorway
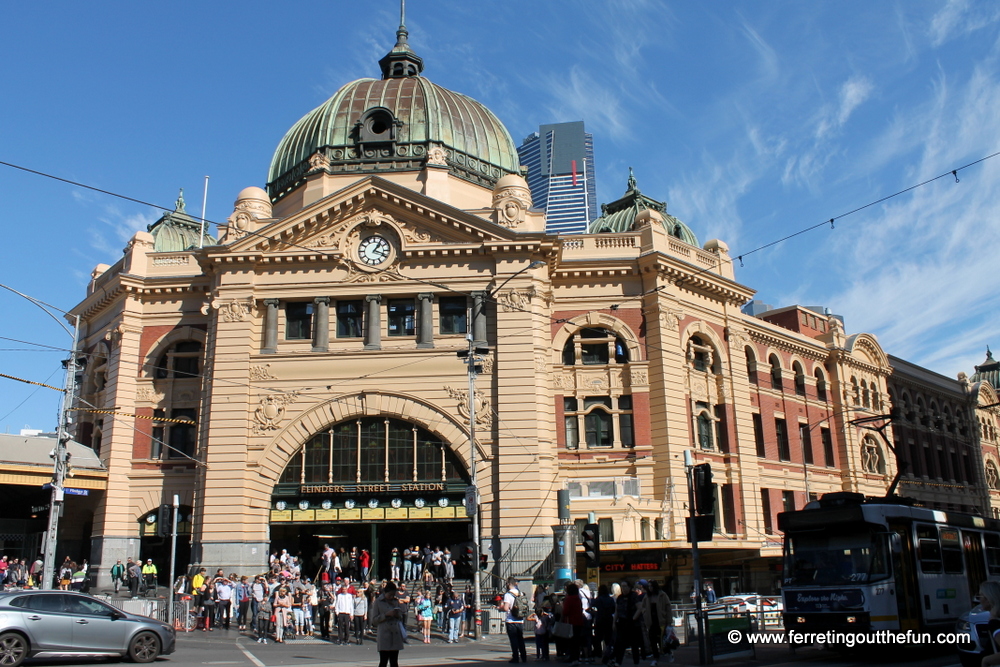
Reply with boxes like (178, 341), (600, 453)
(270, 520), (471, 582)
(270, 414), (474, 582)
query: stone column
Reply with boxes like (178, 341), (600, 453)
(312, 296), (330, 352)
(417, 293), (434, 349)
(364, 295), (382, 350)
(472, 291), (487, 346)
(262, 299), (279, 354)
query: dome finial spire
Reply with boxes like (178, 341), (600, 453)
(379, 0), (424, 79)
(627, 167), (637, 193)
(175, 188), (186, 213)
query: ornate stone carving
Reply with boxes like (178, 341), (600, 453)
(252, 391), (300, 435)
(445, 386), (493, 428)
(426, 146), (448, 166)
(497, 288), (536, 313)
(535, 354), (548, 373)
(136, 386), (164, 403)
(220, 298), (253, 323)
(555, 373), (575, 390)
(309, 150), (331, 171)
(630, 369), (648, 386)
(726, 325), (750, 347)
(660, 310), (684, 331)
(249, 364), (276, 381)
(480, 355), (494, 375)
(492, 186), (532, 229)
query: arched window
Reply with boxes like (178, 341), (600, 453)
(155, 340), (202, 379)
(792, 362), (806, 397)
(851, 377), (860, 406)
(584, 399), (614, 448)
(769, 355), (783, 390)
(814, 368), (827, 402)
(561, 327), (630, 366)
(277, 417), (467, 486)
(563, 396), (634, 449)
(696, 404), (714, 450)
(861, 437), (885, 474)
(745, 347), (758, 383)
(861, 380), (870, 408)
(688, 335), (719, 373)
(987, 462), (1000, 490)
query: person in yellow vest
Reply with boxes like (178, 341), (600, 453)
(141, 559), (158, 591)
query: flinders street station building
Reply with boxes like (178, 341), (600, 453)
(42, 19), (1000, 595)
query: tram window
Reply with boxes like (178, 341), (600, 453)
(940, 528), (964, 574)
(916, 524), (943, 573)
(985, 534), (1000, 575)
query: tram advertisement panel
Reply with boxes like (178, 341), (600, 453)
(784, 589), (865, 612)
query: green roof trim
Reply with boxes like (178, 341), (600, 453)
(588, 169), (699, 246)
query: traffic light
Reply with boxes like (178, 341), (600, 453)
(582, 523), (600, 568)
(479, 553), (488, 571)
(460, 543), (476, 571)
(693, 463), (716, 516)
(157, 503), (173, 537)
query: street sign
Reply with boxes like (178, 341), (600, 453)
(465, 485), (478, 516)
(41, 484), (88, 496)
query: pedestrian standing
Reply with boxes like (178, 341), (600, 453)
(502, 577), (528, 664)
(317, 582), (333, 639)
(639, 580), (671, 667)
(256, 595), (272, 644)
(446, 589), (464, 643)
(612, 581), (643, 667)
(353, 587), (368, 644)
(236, 576), (251, 631)
(562, 582), (586, 665)
(371, 581), (405, 667)
(141, 559), (158, 591)
(128, 559), (142, 597)
(402, 547), (412, 581)
(216, 576), (234, 629)
(389, 548), (401, 581)
(110, 559), (126, 595)
(273, 586), (292, 643)
(335, 582), (354, 645)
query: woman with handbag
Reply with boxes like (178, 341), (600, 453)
(200, 580), (216, 632)
(273, 586), (292, 643)
(372, 581), (406, 667)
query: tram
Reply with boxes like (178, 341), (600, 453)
(779, 492), (1000, 633)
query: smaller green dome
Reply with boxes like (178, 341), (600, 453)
(148, 190), (216, 252)
(972, 347), (1000, 389)
(589, 169), (698, 246)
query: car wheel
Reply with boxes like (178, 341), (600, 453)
(0, 632), (28, 667)
(127, 631), (160, 663)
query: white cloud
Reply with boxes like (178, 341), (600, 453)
(929, 0), (1000, 47)
(836, 76), (874, 126)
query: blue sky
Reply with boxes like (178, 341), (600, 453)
(1, 1), (998, 431)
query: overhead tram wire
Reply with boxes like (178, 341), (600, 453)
(5, 152), (997, 398)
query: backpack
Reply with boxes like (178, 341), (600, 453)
(512, 591), (529, 620)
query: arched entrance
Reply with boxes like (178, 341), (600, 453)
(269, 416), (471, 581)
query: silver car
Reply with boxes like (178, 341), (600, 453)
(0, 590), (176, 667)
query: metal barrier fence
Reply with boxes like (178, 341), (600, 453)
(95, 595), (168, 622)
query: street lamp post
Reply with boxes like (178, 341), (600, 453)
(457, 259), (544, 640)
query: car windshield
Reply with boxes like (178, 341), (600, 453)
(784, 529), (889, 585)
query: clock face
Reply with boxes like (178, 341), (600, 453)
(298, 500), (310, 510)
(358, 235), (391, 265)
(344, 499), (356, 510)
(275, 501), (287, 511)
(414, 498), (426, 509)
(367, 498), (379, 509)
(146, 514), (157, 524)
(390, 498), (403, 509)
(437, 497), (449, 508)
(321, 499), (333, 510)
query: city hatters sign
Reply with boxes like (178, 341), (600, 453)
(300, 483), (445, 494)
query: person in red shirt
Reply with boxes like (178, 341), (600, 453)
(360, 549), (372, 580)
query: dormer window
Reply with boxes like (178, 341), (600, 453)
(357, 107), (399, 146)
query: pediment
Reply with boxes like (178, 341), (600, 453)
(222, 176), (519, 257)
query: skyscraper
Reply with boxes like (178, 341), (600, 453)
(517, 121), (598, 234)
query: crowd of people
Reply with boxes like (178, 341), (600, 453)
(500, 577), (678, 667)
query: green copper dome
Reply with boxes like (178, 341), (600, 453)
(589, 169), (699, 246)
(148, 190), (216, 252)
(267, 19), (519, 202)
